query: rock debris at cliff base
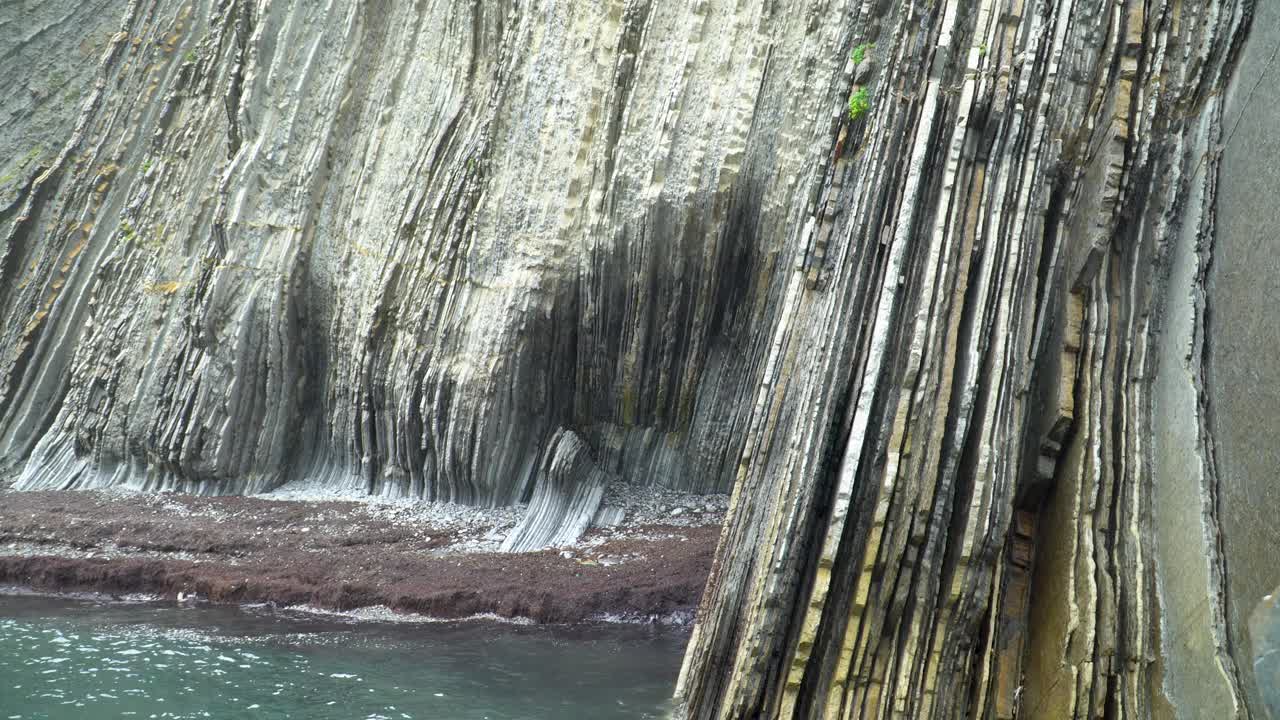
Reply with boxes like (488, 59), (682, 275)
(2, 0), (1279, 717)
(0, 486), (722, 623)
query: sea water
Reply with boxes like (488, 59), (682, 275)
(0, 593), (685, 719)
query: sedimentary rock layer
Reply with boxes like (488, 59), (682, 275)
(2, 0), (1274, 717)
(673, 1), (1263, 718)
(2, 0), (835, 504)
(500, 428), (609, 552)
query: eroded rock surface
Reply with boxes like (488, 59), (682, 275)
(1, 0), (825, 505)
(672, 1), (1266, 718)
(1, 0), (1275, 717)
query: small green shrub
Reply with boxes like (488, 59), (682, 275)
(851, 42), (874, 66)
(848, 87), (870, 121)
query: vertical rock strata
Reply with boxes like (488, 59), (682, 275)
(0, 0), (1269, 717)
(1, 0), (849, 502)
(675, 1), (1260, 718)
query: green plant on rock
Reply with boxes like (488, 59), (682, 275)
(848, 87), (870, 121)
(851, 42), (874, 66)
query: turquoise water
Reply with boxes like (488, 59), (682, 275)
(0, 594), (686, 719)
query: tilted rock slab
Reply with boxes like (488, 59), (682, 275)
(0, 0), (1270, 717)
(674, 0), (1264, 718)
(499, 428), (608, 552)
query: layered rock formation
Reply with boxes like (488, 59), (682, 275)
(675, 1), (1272, 718)
(1, 0), (816, 508)
(2, 0), (1276, 717)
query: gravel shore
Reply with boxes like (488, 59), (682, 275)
(0, 485), (725, 624)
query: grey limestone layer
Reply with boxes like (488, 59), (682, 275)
(1, 0), (814, 506)
(1, 0), (1277, 718)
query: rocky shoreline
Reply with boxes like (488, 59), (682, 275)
(0, 486), (724, 624)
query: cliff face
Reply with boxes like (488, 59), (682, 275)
(674, 0), (1270, 717)
(1, 0), (842, 503)
(1, 0), (1274, 718)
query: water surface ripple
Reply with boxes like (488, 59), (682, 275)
(0, 594), (685, 719)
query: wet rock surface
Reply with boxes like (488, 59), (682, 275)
(0, 488), (721, 624)
(1207, 2), (1280, 714)
(1252, 592), (1280, 720)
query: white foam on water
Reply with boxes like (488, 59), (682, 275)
(282, 603), (537, 626)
